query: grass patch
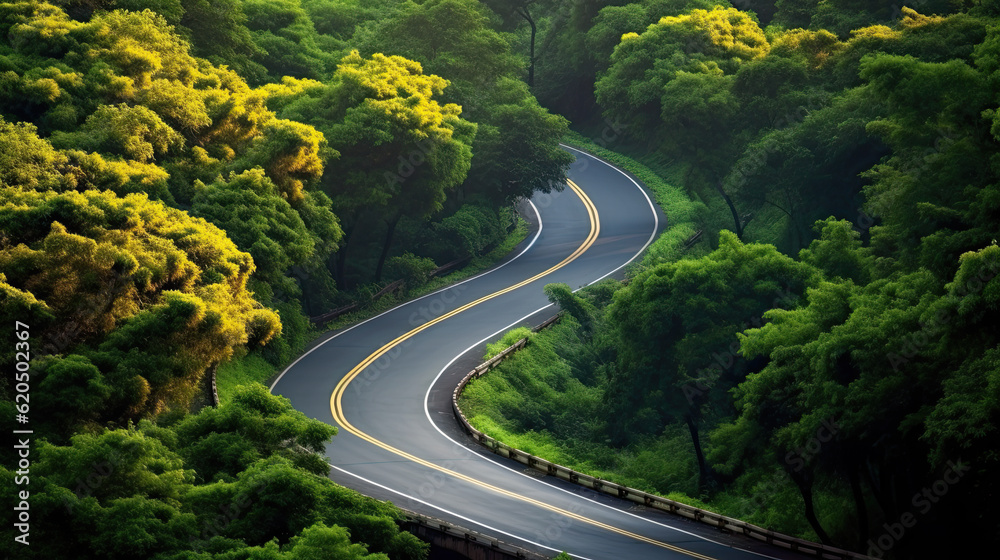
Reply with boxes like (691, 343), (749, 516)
(484, 327), (534, 359)
(215, 352), (279, 403)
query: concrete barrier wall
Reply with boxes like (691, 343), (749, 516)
(452, 316), (874, 560)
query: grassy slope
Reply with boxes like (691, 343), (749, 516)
(461, 317), (712, 504)
(459, 313), (829, 540)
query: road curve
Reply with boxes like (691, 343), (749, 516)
(271, 147), (808, 560)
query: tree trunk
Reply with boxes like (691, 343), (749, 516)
(789, 469), (833, 545)
(374, 213), (401, 283)
(713, 181), (743, 239)
(849, 465), (870, 551)
(519, 8), (536, 87)
(685, 413), (711, 492)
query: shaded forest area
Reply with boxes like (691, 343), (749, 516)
(461, 0), (1000, 558)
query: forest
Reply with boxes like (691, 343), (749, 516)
(1, 0), (998, 558)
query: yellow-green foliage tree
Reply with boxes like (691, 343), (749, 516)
(0, 118), (73, 190)
(191, 167), (341, 299)
(0, 114), (178, 199)
(595, 6), (768, 135)
(355, 0), (573, 205)
(0, 3), (332, 204)
(0, 188), (281, 424)
(277, 50), (477, 283)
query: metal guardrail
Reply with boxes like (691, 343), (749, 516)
(683, 229), (703, 248)
(401, 509), (549, 560)
(452, 316), (874, 560)
(310, 302), (362, 325)
(310, 280), (406, 325)
(430, 256), (472, 278)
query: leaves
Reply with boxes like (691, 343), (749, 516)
(596, 6), (768, 133)
(51, 104), (185, 163)
(1, 387), (422, 560)
(0, 189), (280, 419)
(174, 383), (336, 481)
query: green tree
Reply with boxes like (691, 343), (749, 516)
(606, 231), (815, 490)
(222, 0), (342, 84)
(725, 85), (884, 251)
(284, 523), (389, 560)
(356, 0), (521, 104)
(595, 6), (769, 137)
(544, 283), (595, 334)
(233, 118), (331, 203)
(721, 236), (1000, 552)
(466, 78), (572, 203)
(860, 53), (994, 278)
(482, 0), (549, 86)
(0, 117), (73, 190)
(177, 0), (265, 82)
(192, 168), (341, 299)
(184, 456), (425, 557)
(659, 71), (740, 173)
(33, 354), (113, 438)
(0, 189), (281, 419)
(51, 103), (185, 163)
(173, 383), (337, 481)
(356, 0), (572, 204)
(279, 51), (476, 284)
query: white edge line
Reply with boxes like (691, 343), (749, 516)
(420, 148), (783, 560)
(559, 143), (659, 286)
(269, 199), (544, 392)
(329, 465), (596, 560)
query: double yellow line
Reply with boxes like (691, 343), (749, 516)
(329, 180), (716, 560)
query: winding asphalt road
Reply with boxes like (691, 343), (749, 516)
(271, 147), (810, 560)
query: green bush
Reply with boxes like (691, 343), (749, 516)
(483, 327), (534, 359)
(386, 252), (438, 289)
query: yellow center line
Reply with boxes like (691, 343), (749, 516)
(329, 180), (716, 560)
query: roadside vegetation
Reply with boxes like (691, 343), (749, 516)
(463, 1), (1000, 558)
